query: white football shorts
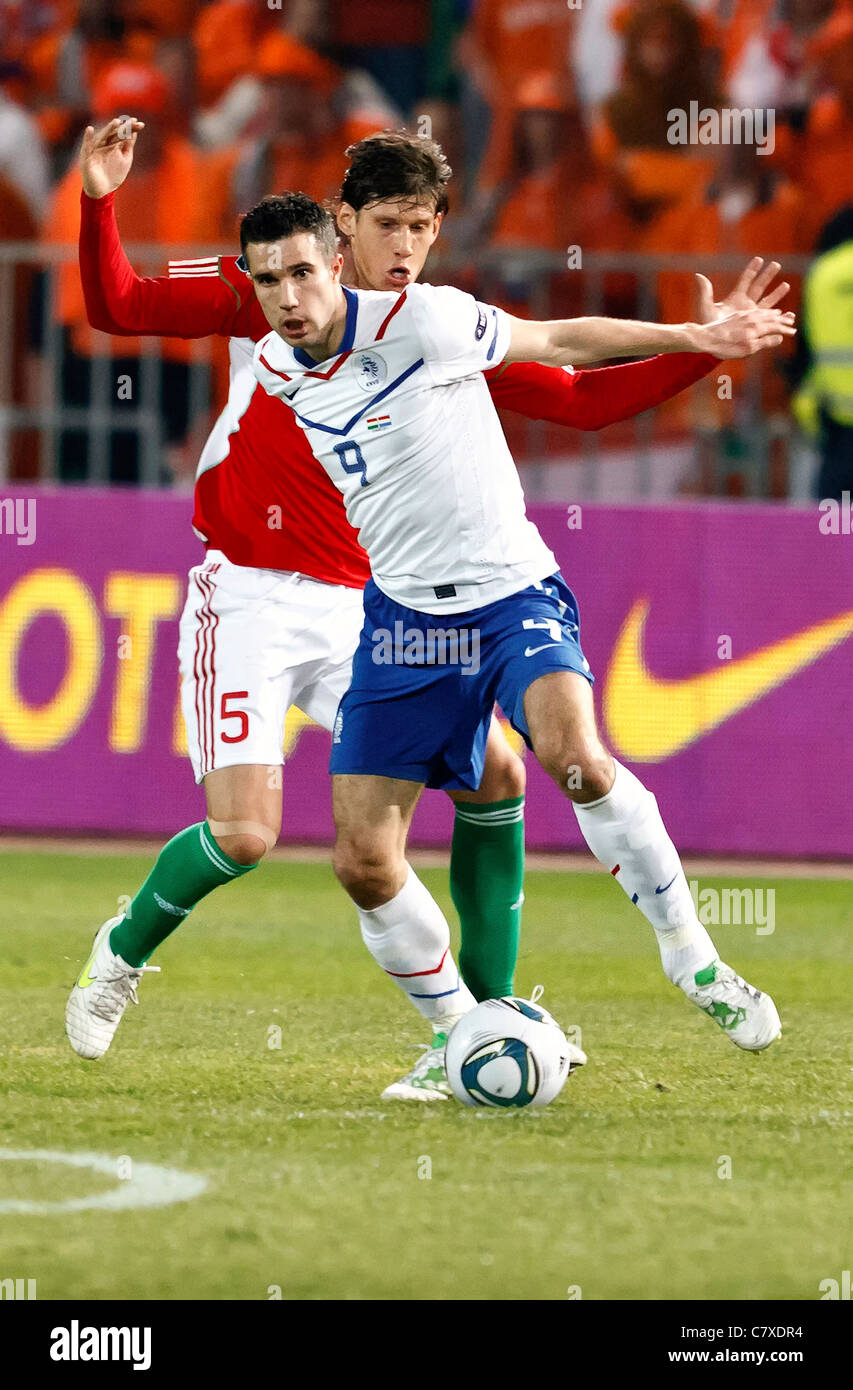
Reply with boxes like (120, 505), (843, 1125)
(177, 550), (365, 783)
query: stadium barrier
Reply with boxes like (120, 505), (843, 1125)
(0, 245), (812, 497)
(1, 487), (848, 857)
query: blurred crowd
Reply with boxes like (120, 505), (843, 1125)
(2, 0), (853, 493)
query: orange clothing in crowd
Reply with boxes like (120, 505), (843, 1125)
(492, 165), (636, 256)
(27, 23), (158, 146)
(463, 0), (574, 190)
(192, 0), (260, 108)
(796, 93), (853, 233)
(268, 140), (349, 209)
(594, 1), (725, 217)
(193, 1), (334, 110)
(591, 115), (717, 212)
(644, 178), (810, 423)
(45, 139), (228, 361)
(708, 0), (778, 81)
(28, 29), (123, 102)
(646, 180), (811, 316)
(0, 0), (77, 59)
(209, 106), (353, 239)
(492, 166), (570, 251)
(469, 0), (573, 88)
(215, 133), (351, 233)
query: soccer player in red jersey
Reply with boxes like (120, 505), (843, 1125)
(67, 118), (790, 1094)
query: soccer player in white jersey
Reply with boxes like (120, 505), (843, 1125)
(67, 121), (790, 1096)
(251, 193), (794, 1076)
(64, 126), (538, 1076)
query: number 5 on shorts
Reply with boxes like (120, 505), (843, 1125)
(221, 691), (249, 743)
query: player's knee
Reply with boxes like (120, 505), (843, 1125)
(333, 839), (398, 907)
(571, 754), (615, 803)
(207, 816), (278, 866)
(534, 734), (613, 802)
(212, 831), (270, 866)
(482, 745), (526, 801)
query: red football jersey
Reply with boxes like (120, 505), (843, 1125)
(79, 190), (715, 585)
(173, 256), (373, 584)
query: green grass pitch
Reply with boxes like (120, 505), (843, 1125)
(0, 850), (850, 1301)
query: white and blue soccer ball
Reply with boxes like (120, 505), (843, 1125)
(446, 997), (586, 1109)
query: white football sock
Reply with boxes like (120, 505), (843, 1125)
(573, 761), (717, 990)
(358, 866), (476, 1025)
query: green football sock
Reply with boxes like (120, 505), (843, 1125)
(109, 822), (256, 967)
(450, 796), (525, 1001)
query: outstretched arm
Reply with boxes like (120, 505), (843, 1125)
(487, 258), (791, 429)
(503, 263), (795, 367)
(485, 354), (715, 429)
(79, 117), (250, 339)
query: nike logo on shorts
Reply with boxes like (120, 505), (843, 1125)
(524, 642), (562, 657)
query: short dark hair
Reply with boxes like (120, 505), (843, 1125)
(339, 130), (451, 216)
(239, 192), (338, 260)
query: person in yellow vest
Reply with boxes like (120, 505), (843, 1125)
(792, 205), (853, 500)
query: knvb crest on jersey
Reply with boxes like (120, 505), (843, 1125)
(354, 351), (387, 391)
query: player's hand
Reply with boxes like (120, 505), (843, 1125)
(80, 116), (145, 199)
(694, 257), (791, 323)
(689, 305), (796, 359)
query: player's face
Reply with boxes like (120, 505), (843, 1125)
(338, 199), (442, 292)
(245, 235), (345, 354)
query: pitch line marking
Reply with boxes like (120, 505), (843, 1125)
(0, 1149), (208, 1215)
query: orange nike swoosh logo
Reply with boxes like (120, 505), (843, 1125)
(603, 599), (853, 762)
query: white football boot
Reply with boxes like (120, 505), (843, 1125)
(686, 961), (781, 1051)
(381, 1030), (453, 1102)
(65, 916), (160, 1059)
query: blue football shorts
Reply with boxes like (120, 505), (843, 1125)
(328, 572), (593, 791)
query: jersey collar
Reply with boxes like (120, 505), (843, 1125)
(293, 285), (358, 369)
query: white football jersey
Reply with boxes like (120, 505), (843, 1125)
(253, 282), (557, 614)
